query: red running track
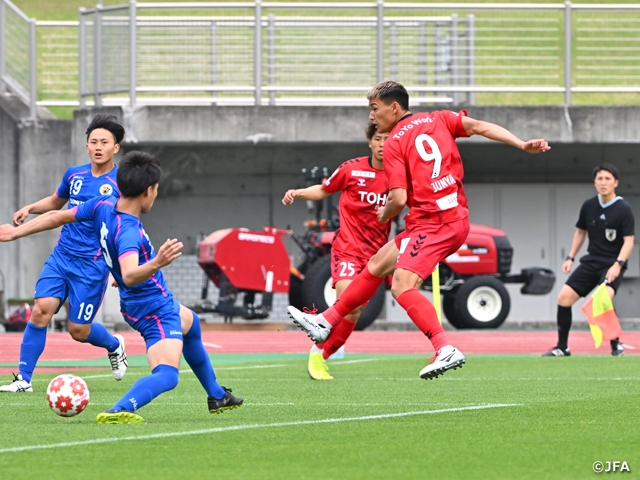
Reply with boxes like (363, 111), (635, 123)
(0, 330), (638, 371)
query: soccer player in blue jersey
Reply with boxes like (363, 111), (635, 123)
(0, 151), (243, 423)
(0, 114), (128, 393)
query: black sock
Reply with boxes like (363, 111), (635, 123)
(557, 305), (572, 349)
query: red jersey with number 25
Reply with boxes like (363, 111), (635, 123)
(384, 110), (470, 225)
(322, 156), (391, 260)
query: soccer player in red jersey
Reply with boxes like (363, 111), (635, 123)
(289, 80), (550, 380)
(282, 123), (389, 379)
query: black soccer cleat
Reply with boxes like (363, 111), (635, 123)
(611, 338), (625, 356)
(208, 386), (244, 414)
(542, 346), (571, 357)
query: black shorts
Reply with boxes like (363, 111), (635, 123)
(566, 255), (626, 297)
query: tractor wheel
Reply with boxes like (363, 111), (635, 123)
(288, 273), (304, 310)
(301, 255), (385, 331)
(442, 292), (460, 327)
(448, 276), (510, 329)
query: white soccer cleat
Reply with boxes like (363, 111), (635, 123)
(108, 334), (128, 381)
(419, 346), (465, 380)
(0, 373), (33, 393)
(287, 306), (330, 344)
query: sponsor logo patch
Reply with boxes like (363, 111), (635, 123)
(351, 170), (375, 178)
(435, 192), (458, 211)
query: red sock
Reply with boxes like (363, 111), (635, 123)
(396, 289), (449, 351)
(323, 268), (383, 325)
(320, 319), (357, 360)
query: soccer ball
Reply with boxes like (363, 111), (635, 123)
(46, 374), (90, 417)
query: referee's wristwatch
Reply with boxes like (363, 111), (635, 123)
(615, 259), (625, 267)
(565, 255), (574, 262)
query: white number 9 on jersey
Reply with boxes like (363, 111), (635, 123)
(415, 133), (443, 180)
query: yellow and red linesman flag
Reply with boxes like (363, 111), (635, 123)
(579, 283), (622, 348)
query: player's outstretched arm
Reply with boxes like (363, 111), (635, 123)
(462, 117), (550, 154)
(0, 209), (77, 242)
(13, 195), (67, 226)
(120, 238), (183, 287)
(282, 185), (330, 205)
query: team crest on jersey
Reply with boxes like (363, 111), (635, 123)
(100, 184), (113, 196)
(605, 229), (616, 242)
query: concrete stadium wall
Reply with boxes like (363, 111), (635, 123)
(0, 98), (72, 301)
(2, 102), (640, 326)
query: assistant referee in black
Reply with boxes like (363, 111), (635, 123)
(544, 163), (635, 357)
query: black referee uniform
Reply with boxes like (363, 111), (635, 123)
(567, 195), (634, 297)
(547, 194), (635, 357)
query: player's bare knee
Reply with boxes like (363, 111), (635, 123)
(368, 256), (394, 278)
(68, 322), (90, 342)
(390, 283), (410, 300)
(29, 305), (53, 328)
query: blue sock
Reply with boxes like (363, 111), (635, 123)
(112, 364), (179, 412)
(84, 323), (120, 352)
(18, 323), (48, 383)
(183, 312), (226, 399)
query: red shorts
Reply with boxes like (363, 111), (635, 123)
(394, 218), (470, 280)
(331, 250), (369, 288)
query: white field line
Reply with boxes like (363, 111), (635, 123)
(0, 403), (521, 454)
(329, 359), (377, 365)
(75, 364), (290, 380)
(58, 359), (379, 381)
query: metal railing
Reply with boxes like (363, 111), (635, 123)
(1, 1), (640, 119)
(78, 3), (476, 108)
(0, 0), (36, 118)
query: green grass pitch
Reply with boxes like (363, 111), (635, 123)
(1, 354), (638, 479)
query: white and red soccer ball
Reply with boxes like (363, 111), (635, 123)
(46, 374), (90, 417)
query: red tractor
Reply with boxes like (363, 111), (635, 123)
(194, 222), (554, 330)
(195, 167), (555, 329)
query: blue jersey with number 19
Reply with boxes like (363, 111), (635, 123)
(55, 164), (120, 258)
(73, 195), (172, 306)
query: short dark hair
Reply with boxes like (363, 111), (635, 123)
(86, 114), (125, 144)
(117, 151), (162, 198)
(593, 163), (619, 181)
(365, 121), (378, 140)
(367, 80), (409, 111)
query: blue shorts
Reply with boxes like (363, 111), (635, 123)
(35, 248), (109, 324)
(121, 298), (183, 349)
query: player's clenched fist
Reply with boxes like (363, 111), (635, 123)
(0, 224), (16, 242)
(522, 139), (550, 154)
(282, 189), (299, 205)
(155, 238), (183, 267)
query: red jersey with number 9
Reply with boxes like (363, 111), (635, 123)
(322, 156), (391, 260)
(384, 110), (470, 225)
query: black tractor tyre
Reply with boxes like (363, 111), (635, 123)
(448, 276), (510, 329)
(442, 292), (460, 328)
(301, 255), (385, 331)
(288, 273), (305, 310)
